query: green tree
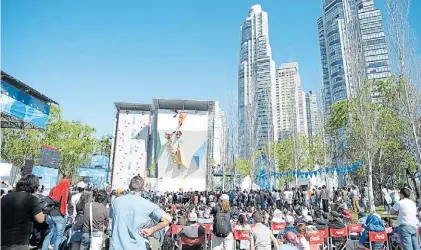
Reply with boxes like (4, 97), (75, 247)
(95, 134), (112, 156)
(235, 158), (250, 177)
(1, 105), (98, 180)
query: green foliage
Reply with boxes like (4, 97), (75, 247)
(1, 105), (105, 180)
(95, 134), (112, 157)
(328, 77), (417, 188)
(235, 158), (250, 177)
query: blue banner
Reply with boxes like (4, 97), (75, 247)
(1, 80), (50, 129)
(78, 167), (108, 187)
(32, 166), (59, 195)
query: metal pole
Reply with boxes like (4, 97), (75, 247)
(222, 164), (225, 192)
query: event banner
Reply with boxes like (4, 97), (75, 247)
(32, 166), (59, 195)
(0, 80), (50, 129)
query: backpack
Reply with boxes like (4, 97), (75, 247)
(161, 236), (176, 250)
(37, 195), (60, 214)
(214, 211), (231, 237)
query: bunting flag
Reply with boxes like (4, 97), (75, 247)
(272, 161), (363, 179)
(178, 112), (188, 129)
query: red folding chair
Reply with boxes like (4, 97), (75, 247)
(348, 224), (363, 234)
(329, 227), (348, 250)
(200, 223), (213, 250)
(307, 231), (325, 250)
(171, 225), (184, 238)
(318, 228), (329, 250)
(180, 234), (206, 248)
(270, 222), (286, 233)
(368, 231), (389, 250)
(233, 230), (251, 240)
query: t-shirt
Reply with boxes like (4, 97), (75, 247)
(1, 191), (42, 246)
(392, 198), (419, 228)
(251, 223), (272, 250)
(110, 193), (166, 250)
(83, 202), (109, 232)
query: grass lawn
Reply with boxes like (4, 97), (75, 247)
(350, 206), (397, 224)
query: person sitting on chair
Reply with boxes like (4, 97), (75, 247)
(179, 212), (205, 250)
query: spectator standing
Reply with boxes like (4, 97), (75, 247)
(42, 178), (73, 250)
(71, 181), (86, 218)
(350, 185), (359, 212)
(109, 176), (172, 250)
(320, 185), (329, 212)
(1, 175), (45, 250)
(391, 188), (421, 250)
(360, 182), (368, 212)
(212, 194), (233, 250)
(80, 190), (109, 250)
(382, 187), (393, 214)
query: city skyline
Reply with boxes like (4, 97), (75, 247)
(2, 0), (420, 136)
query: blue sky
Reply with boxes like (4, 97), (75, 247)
(2, 0), (421, 136)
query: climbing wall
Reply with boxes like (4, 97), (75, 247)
(155, 111), (209, 192)
(111, 110), (150, 190)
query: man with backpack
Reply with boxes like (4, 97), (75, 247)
(211, 194), (233, 250)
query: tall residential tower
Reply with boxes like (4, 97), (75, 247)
(238, 5), (276, 157)
(317, 0), (390, 116)
(306, 91), (321, 144)
(273, 62), (308, 140)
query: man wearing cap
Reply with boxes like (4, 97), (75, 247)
(277, 215), (298, 241)
(180, 212), (205, 250)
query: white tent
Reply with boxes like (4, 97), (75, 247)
(240, 175), (260, 191)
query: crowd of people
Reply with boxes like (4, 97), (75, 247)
(1, 174), (421, 250)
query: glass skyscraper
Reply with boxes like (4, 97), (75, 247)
(238, 5), (276, 157)
(318, 0), (391, 116)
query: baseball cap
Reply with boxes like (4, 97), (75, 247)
(358, 211), (366, 218)
(286, 215), (295, 224)
(303, 215), (313, 223)
(77, 181), (86, 189)
(188, 212), (198, 222)
(221, 194), (229, 201)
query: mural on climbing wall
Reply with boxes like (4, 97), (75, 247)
(111, 110), (150, 190)
(155, 110), (209, 192)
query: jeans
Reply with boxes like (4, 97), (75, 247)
(80, 232), (104, 250)
(42, 215), (67, 250)
(398, 225), (421, 250)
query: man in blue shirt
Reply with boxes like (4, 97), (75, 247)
(110, 176), (172, 250)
